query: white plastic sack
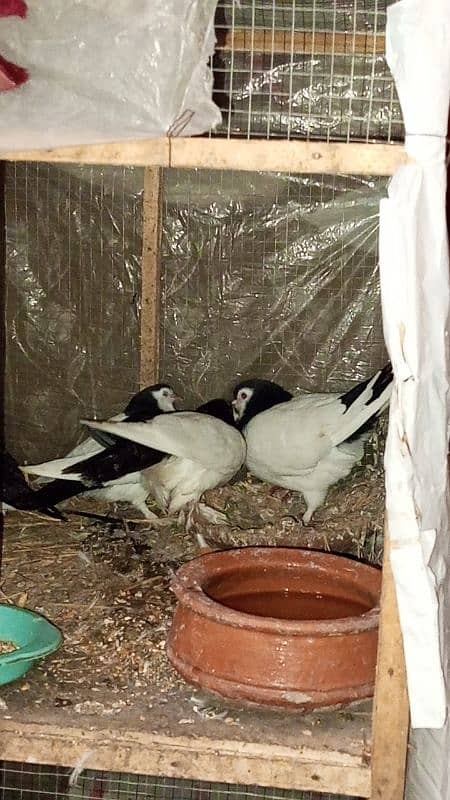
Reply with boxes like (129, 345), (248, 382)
(0, 0), (221, 150)
(379, 0), (450, 728)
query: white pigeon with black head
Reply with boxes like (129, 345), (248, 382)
(81, 398), (246, 520)
(21, 383), (178, 518)
(232, 364), (393, 524)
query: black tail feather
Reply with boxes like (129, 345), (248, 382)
(32, 478), (88, 508)
(341, 363), (393, 444)
(340, 363), (393, 412)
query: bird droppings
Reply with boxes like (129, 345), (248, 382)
(0, 641), (18, 654)
(282, 691), (313, 705)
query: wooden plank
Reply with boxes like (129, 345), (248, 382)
(370, 526), (410, 800)
(170, 139), (408, 176)
(0, 139), (408, 175)
(140, 167), (162, 387)
(0, 719), (371, 797)
(220, 28), (386, 57)
(0, 138), (170, 166)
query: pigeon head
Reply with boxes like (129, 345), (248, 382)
(232, 379), (293, 429)
(124, 383), (179, 420)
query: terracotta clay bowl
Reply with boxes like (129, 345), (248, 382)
(167, 547), (381, 711)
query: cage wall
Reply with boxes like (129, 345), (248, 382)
(4, 165), (387, 462)
(0, 762), (363, 800)
(210, 0), (403, 142)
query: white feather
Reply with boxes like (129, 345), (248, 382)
(83, 412), (246, 513)
(32, 411), (127, 485)
(22, 454), (93, 481)
(21, 390), (176, 518)
(83, 412), (245, 471)
(242, 375), (391, 523)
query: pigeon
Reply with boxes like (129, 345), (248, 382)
(21, 383), (178, 518)
(80, 398), (246, 519)
(1, 450), (65, 520)
(232, 363), (393, 524)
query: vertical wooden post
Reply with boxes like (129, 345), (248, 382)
(140, 167), (163, 388)
(370, 526), (410, 800)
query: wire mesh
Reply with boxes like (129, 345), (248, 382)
(0, 763), (363, 800)
(161, 168), (387, 407)
(4, 164), (387, 461)
(210, 0), (403, 142)
(4, 162), (143, 462)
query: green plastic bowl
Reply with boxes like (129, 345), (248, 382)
(0, 605), (63, 686)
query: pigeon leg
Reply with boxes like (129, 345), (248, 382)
(301, 489), (327, 525)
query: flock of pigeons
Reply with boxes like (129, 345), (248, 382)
(1, 363), (393, 529)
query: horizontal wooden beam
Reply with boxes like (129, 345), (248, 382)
(0, 719), (371, 797)
(0, 138), (408, 175)
(170, 139), (407, 175)
(0, 138), (170, 167)
(220, 28), (386, 57)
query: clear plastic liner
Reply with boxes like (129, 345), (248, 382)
(0, 0), (221, 151)
(4, 165), (388, 462)
(161, 169), (388, 405)
(4, 164), (143, 461)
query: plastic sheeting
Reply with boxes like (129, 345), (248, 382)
(379, 0), (450, 740)
(4, 164), (388, 464)
(4, 164), (143, 462)
(214, 50), (403, 143)
(0, 0), (221, 151)
(161, 169), (388, 403)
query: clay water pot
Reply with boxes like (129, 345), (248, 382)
(167, 547), (381, 711)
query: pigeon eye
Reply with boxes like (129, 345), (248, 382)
(163, 390), (169, 397)
(241, 392), (247, 400)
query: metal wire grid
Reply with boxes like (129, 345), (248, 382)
(4, 161), (387, 457)
(210, 0), (403, 142)
(0, 763), (362, 800)
(160, 168), (387, 407)
(4, 162), (143, 462)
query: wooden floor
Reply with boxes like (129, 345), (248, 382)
(0, 515), (373, 798)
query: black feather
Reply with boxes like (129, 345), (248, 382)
(89, 382), (175, 448)
(89, 429), (119, 449)
(124, 384), (173, 420)
(1, 451), (66, 520)
(196, 398), (235, 426)
(233, 379), (293, 430)
(340, 363), (393, 443)
(339, 363), (393, 412)
(72, 440), (166, 486)
(31, 478), (89, 508)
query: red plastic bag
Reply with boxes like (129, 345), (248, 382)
(0, 0), (28, 91)
(0, 0), (27, 18)
(0, 52), (27, 90)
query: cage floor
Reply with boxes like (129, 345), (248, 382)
(0, 508), (373, 798)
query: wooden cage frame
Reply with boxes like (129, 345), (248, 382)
(0, 136), (410, 800)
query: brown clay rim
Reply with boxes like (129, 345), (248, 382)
(171, 546), (381, 637)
